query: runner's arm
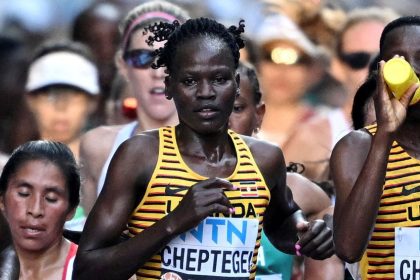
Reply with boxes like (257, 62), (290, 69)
(249, 140), (333, 259)
(79, 127), (114, 215)
(331, 130), (392, 262)
(286, 173), (331, 218)
(74, 134), (178, 280)
(303, 206), (344, 280)
(332, 60), (417, 262)
(74, 133), (236, 280)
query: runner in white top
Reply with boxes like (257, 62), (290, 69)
(79, 1), (190, 215)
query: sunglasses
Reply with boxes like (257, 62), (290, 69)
(338, 51), (376, 70)
(123, 49), (155, 69)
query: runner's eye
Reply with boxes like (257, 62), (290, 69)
(183, 78), (196, 87)
(17, 186), (30, 197)
(214, 76), (227, 84)
(17, 191), (30, 197)
(233, 105), (244, 113)
(45, 194), (58, 203)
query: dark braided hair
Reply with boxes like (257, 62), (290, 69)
(379, 15), (420, 58)
(144, 17), (245, 74)
(351, 53), (380, 130)
(351, 72), (377, 130)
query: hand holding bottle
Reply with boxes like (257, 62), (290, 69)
(383, 56), (420, 105)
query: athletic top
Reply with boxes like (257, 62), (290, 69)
(62, 242), (78, 280)
(97, 121), (138, 195)
(328, 108), (351, 149)
(256, 230), (293, 280)
(127, 126), (271, 280)
(360, 124), (420, 280)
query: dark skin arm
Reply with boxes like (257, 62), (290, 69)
(304, 206), (344, 280)
(73, 132), (235, 280)
(331, 60), (417, 262)
(245, 137), (334, 260)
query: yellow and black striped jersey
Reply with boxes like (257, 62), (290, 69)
(360, 124), (420, 280)
(127, 127), (271, 279)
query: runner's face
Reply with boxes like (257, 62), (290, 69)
(229, 74), (259, 136)
(259, 41), (312, 105)
(167, 36), (238, 134)
(339, 20), (385, 96)
(123, 30), (177, 122)
(0, 160), (73, 253)
(381, 25), (420, 73)
(27, 88), (92, 144)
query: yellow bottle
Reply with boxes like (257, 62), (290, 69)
(383, 57), (420, 105)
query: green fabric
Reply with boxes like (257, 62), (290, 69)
(256, 230), (293, 280)
(64, 206), (86, 231)
(73, 206), (85, 219)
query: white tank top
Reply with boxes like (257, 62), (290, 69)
(328, 109), (351, 149)
(97, 121), (138, 195)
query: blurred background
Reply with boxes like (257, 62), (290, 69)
(0, 0), (418, 155)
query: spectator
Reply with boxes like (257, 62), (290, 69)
(0, 33), (38, 155)
(282, 7), (399, 182)
(72, 1), (123, 127)
(254, 14), (325, 149)
(25, 39), (99, 162)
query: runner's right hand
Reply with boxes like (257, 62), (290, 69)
(167, 177), (235, 235)
(376, 58), (418, 134)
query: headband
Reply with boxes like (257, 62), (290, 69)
(122, 11), (177, 51)
(26, 51), (100, 95)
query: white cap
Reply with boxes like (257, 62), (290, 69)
(26, 51), (100, 95)
(256, 14), (320, 58)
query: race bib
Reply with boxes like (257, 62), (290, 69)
(395, 227), (420, 280)
(255, 275), (282, 280)
(161, 217), (259, 279)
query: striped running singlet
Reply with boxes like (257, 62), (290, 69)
(360, 124), (420, 280)
(127, 126), (271, 279)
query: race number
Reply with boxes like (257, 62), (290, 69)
(161, 217), (259, 279)
(395, 227), (420, 280)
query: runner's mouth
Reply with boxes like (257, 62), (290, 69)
(151, 88), (165, 95)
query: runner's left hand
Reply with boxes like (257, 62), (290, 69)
(295, 219), (334, 260)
